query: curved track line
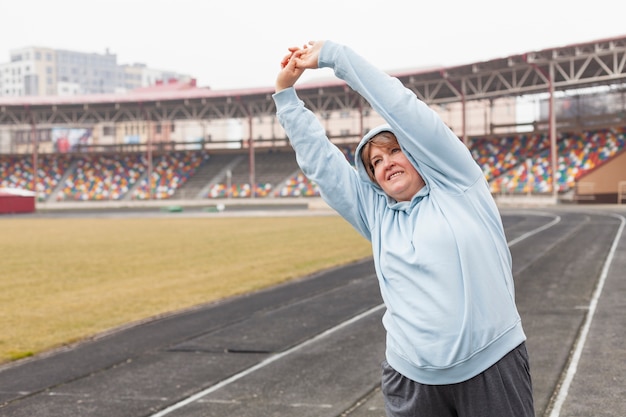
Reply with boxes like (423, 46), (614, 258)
(506, 211), (562, 247)
(149, 212), (564, 417)
(547, 213), (626, 417)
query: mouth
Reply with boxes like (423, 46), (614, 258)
(387, 171), (403, 181)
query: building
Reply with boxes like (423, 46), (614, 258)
(0, 46), (56, 96)
(0, 46), (192, 97)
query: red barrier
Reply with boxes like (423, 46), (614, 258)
(0, 192), (36, 214)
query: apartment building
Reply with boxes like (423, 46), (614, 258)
(0, 46), (191, 97)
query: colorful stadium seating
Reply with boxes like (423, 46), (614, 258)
(1, 126), (624, 200)
(488, 126), (625, 193)
(131, 151), (209, 200)
(0, 154), (72, 200)
(60, 154), (145, 201)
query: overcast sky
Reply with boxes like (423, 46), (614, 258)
(2, 0), (625, 91)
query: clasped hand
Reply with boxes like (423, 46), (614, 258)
(275, 40), (324, 92)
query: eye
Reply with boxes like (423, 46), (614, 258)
(391, 147), (401, 154)
(371, 158), (381, 167)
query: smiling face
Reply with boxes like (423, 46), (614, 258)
(361, 132), (425, 202)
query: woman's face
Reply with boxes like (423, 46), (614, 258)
(368, 141), (425, 202)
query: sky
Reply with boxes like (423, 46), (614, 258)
(2, 0), (625, 91)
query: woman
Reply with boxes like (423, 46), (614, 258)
(273, 40), (534, 417)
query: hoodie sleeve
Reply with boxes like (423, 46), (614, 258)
(319, 41), (483, 192)
(273, 87), (376, 240)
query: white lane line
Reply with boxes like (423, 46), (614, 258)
(507, 212), (561, 247)
(150, 211), (563, 416)
(548, 213), (626, 417)
(149, 303), (386, 417)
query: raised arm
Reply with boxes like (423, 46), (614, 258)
(317, 41), (483, 191)
(273, 45), (375, 239)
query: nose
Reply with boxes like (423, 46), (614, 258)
(381, 155), (395, 170)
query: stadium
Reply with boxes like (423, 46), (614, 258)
(1, 35), (625, 210)
(0, 36), (625, 417)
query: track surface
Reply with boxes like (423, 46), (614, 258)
(1, 206), (625, 417)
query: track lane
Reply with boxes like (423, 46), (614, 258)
(1, 207), (625, 417)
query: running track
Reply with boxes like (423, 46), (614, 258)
(0, 205), (625, 417)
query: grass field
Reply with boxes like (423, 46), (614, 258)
(0, 214), (372, 364)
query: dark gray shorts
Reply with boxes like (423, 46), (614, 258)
(381, 343), (535, 417)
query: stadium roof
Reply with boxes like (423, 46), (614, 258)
(1, 34), (625, 126)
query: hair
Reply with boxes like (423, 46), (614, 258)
(360, 131), (399, 184)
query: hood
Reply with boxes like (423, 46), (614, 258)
(354, 124), (394, 191)
(354, 124), (428, 208)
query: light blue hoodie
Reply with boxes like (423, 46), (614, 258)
(273, 41), (526, 385)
